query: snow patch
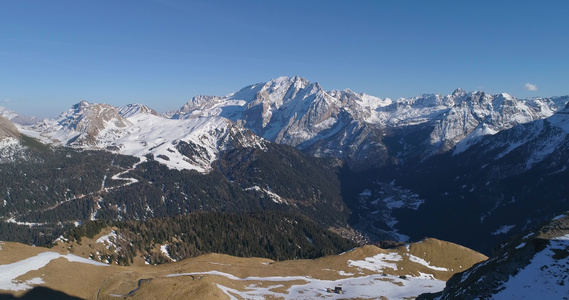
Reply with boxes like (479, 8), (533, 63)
(5, 218), (47, 227)
(0, 252), (107, 291)
(166, 270), (444, 300)
(96, 231), (117, 246)
(348, 252), (403, 272)
(407, 254), (449, 271)
(337, 270), (354, 276)
(244, 186), (286, 204)
(491, 225), (515, 235)
(161, 244), (176, 262)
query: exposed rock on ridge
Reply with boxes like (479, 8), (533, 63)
(173, 76), (568, 170)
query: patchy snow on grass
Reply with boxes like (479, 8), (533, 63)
(407, 254), (449, 271)
(161, 244), (176, 262)
(166, 270), (444, 300)
(348, 252), (403, 272)
(96, 231), (117, 248)
(337, 270), (354, 276)
(0, 252), (107, 291)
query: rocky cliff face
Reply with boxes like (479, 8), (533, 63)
(31, 101), (132, 147)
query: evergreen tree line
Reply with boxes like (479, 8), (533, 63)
(66, 211), (357, 265)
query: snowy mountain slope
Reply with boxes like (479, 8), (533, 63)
(172, 77), (568, 169)
(109, 112), (266, 172)
(30, 101), (133, 147)
(24, 101), (266, 173)
(118, 103), (160, 118)
(457, 101), (569, 172)
(373, 102), (569, 254)
(419, 212), (569, 300)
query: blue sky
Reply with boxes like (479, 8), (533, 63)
(1, 0), (568, 118)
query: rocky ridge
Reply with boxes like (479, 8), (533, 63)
(419, 212), (569, 299)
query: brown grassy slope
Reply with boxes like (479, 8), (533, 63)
(0, 235), (487, 300)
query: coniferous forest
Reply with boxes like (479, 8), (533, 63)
(65, 212), (357, 265)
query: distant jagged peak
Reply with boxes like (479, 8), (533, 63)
(498, 92), (515, 100)
(63, 100), (119, 118)
(173, 78), (315, 119)
(251, 76), (321, 107)
(226, 76), (313, 102)
(53, 101), (132, 145)
(177, 95), (224, 115)
(266, 75), (310, 89)
(328, 89), (391, 109)
(118, 103), (160, 118)
(400, 89), (545, 110)
(0, 106), (39, 125)
(451, 88), (466, 97)
(0, 106), (20, 121)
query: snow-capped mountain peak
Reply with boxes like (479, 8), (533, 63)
(166, 77), (569, 170)
(118, 104), (160, 118)
(38, 101), (132, 146)
(10, 77), (569, 172)
(451, 88), (466, 98)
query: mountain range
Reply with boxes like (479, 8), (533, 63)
(1, 76), (569, 297)
(4, 76), (567, 172)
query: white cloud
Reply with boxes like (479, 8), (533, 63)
(524, 83), (538, 91)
